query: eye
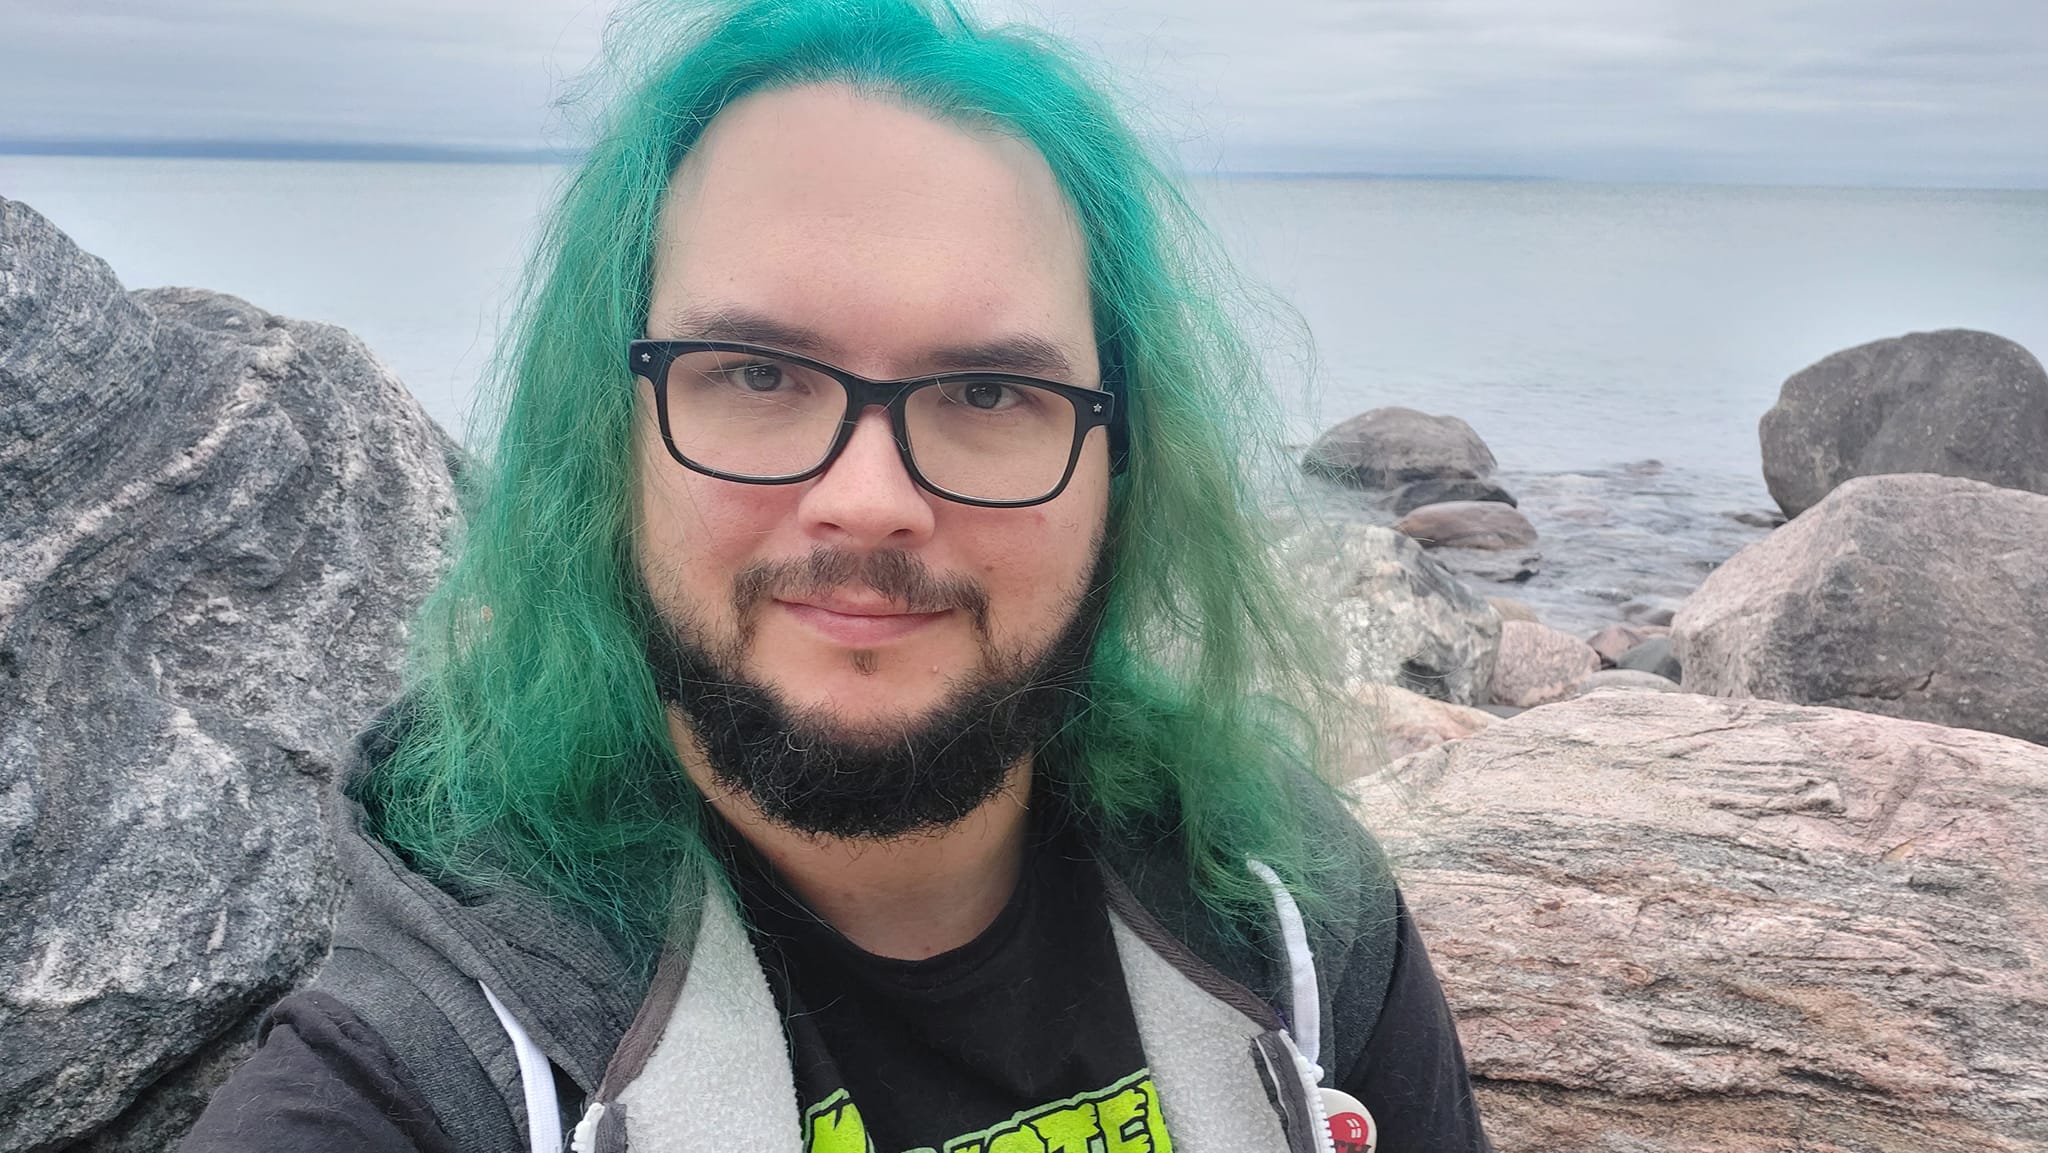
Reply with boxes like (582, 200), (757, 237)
(730, 362), (785, 392)
(946, 380), (1020, 411)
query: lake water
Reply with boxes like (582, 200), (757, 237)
(6, 156), (2046, 633)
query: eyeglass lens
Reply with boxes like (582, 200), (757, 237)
(657, 349), (1083, 502)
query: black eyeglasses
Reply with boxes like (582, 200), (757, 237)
(628, 340), (1128, 508)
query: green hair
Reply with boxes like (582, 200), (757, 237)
(361, 0), (1355, 962)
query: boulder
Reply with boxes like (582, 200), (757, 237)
(1586, 623), (1665, 667)
(1575, 669), (1687, 695)
(1614, 635), (1681, 682)
(1430, 547), (1540, 585)
(1389, 477), (1517, 517)
(1351, 693), (2048, 1152)
(1760, 328), (2048, 518)
(1393, 500), (1538, 551)
(1286, 522), (1501, 706)
(1490, 620), (1599, 708)
(1302, 406), (1496, 489)
(1674, 473), (2048, 746)
(0, 198), (459, 1150)
(1357, 683), (1496, 766)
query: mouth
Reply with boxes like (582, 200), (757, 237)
(772, 596), (954, 646)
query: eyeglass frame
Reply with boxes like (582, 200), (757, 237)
(628, 339), (1130, 509)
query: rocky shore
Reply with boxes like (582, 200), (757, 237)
(4, 198), (2046, 1151)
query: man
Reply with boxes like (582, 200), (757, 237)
(185, 1), (1489, 1150)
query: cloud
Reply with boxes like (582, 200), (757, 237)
(1, 0), (2042, 186)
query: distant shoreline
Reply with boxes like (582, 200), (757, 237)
(0, 139), (584, 165)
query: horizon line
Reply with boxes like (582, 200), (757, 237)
(3, 138), (2043, 193)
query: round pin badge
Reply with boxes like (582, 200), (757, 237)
(1319, 1087), (1377, 1153)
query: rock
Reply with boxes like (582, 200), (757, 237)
(1760, 328), (2048, 518)
(1490, 620), (1599, 708)
(1674, 473), (2048, 745)
(1430, 547), (1541, 585)
(1575, 668), (1686, 694)
(1389, 477), (1517, 517)
(1358, 683), (1497, 766)
(0, 198), (459, 1149)
(1727, 509), (1786, 530)
(1393, 500), (1538, 551)
(1614, 635), (1681, 682)
(1586, 623), (1664, 667)
(1620, 600), (1679, 627)
(1485, 596), (1540, 624)
(1350, 693), (2048, 1153)
(1285, 522), (1501, 706)
(1302, 406), (1497, 489)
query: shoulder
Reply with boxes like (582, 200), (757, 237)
(180, 991), (457, 1153)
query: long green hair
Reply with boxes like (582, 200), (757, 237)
(361, 0), (1354, 961)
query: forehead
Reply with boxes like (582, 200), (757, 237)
(647, 83), (1096, 379)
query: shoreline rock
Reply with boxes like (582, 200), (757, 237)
(1303, 406), (1497, 489)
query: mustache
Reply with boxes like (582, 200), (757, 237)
(732, 547), (990, 631)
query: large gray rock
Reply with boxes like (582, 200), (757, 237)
(1674, 473), (2048, 746)
(1389, 477), (1517, 517)
(0, 198), (459, 1150)
(1489, 620), (1598, 708)
(1352, 692), (2048, 1152)
(1393, 500), (1538, 551)
(1287, 522), (1501, 706)
(1761, 328), (2048, 518)
(1302, 406), (1497, 490)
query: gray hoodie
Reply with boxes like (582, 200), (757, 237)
(296, 711), (1411, 1153)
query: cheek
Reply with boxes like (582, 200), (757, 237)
(965, 501), (1104, 646)
(634, 434), (782, 610)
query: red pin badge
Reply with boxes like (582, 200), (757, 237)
(1320, 1087), (1377, 1153)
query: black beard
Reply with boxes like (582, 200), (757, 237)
(641, 547), (1103, 841)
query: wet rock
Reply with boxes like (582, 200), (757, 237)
(1285, 522), (1501, 707)
(1389, 477), (1517, 517)
(1674, 473), (2048, 745)
(1357, 683), (1497, 767)
(1302, 406), (1497, 489)
(1760, 328), (2048, 519)
(1614, 636), (1681, 682)
(1351, 692), (2048, 1153)
(1431, 547), (1541, 585)
(1490, 620), (1599, 708)
(0, 198), (459, 1149)
(1394, 500), (1539, 551)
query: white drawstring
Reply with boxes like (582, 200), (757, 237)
(481, 982), (564, 1153)
(1249, 859), (1336, 1153)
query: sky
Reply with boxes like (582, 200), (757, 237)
(2, 0), (2045, 188)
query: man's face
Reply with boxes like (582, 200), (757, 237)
(633, 83), (1111, 802)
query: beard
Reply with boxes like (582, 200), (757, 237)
(641, 545), (1104, 841)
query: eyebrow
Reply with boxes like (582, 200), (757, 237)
(659, 303), (1081, 381)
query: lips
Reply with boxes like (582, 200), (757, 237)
(773, 597), (952, 645)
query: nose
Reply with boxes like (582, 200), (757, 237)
(795, 406), (937, 549)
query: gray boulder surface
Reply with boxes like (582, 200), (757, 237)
(1302, 406), (1497, 489)
(1285, 522), (1502, 706)
(1613, 635), (1681, 682)
(1760, 328), (2048, 518)
(1389, 477), (1517, 516)
(1352, 692), (2048, 1152)
(0, 198), (460, 1151)
(1674, 473), (2048, 746)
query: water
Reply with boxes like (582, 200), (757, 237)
(6, 156), (2047, 633)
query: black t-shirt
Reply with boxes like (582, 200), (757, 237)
(731, 814), (1159, 1153)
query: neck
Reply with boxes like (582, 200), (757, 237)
(669, 709), (1033, 961)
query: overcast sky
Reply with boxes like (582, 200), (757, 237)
(2, 0), (2044, 187)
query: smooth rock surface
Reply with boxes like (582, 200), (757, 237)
(1389, 477), (1518, 517)
(1587, 623), (1665, 667)
(0, 198), (460, 1150)
(1302, 406), (1497, 489)
(1674, 473), (2048, 746)
(1490, 620), (1599, 708)
(1575, 668), (1687, 694)
(1352, 692), (2048, 1153)
(1614, 635), (1681, 682)
(1285, 522), (1502, 706)
(1761, 328), (2048, 518)
(1357, 683), (1497, 766)
(1393, 500), (1539, 551)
